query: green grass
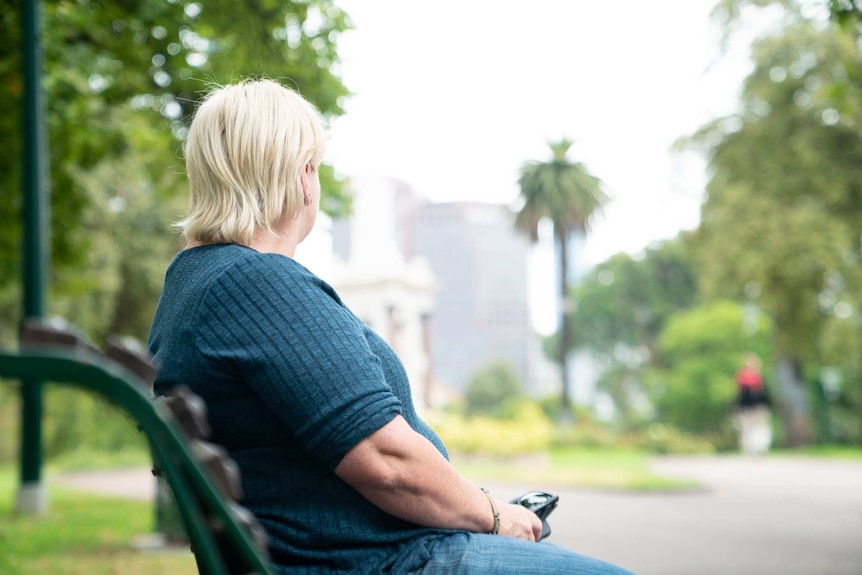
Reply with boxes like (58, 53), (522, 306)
(0, 470), (196, 575)
(452, 447), (700, 491)
(772, 444), (862, 459)
(47, 445), (152, 473)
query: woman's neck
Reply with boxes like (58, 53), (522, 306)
(186, 218), (308, 258)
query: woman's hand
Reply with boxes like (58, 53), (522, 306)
(497, 501), (543, 542)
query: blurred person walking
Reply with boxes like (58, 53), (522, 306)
(734, 353), (772, 455)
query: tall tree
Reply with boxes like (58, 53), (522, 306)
(681, 14), (862, 445)
(1, 0), (352, 329)
(570, 236), (698, 356)
(515, 139), (608, 417)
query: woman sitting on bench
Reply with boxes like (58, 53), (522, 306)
(148, 78), (636, 575)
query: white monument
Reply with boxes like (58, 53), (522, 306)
(328, 175), (438, 411)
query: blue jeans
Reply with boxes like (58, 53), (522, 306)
(402, 532), (637, 575)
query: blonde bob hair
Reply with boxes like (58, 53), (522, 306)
(179, 79), (325, 246)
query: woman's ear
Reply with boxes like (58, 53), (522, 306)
(299, 163), (310, 193)
(299, 162), (313, 205)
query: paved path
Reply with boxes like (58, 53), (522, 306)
(55, 467), (158, 500)
(56, 455), (862, 575)
(490, 455), (862, 575)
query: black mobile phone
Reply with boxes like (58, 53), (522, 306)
(510, 491), (559, 541)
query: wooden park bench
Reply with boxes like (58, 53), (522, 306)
(0, 319), (276, 575)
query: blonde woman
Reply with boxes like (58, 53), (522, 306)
(148, 79), (636, 575)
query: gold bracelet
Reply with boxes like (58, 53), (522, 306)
(479, 487), (500, 535)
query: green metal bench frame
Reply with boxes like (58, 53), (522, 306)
(0, 345), (276, 575)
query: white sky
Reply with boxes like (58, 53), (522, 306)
(313, 1), (756, 334)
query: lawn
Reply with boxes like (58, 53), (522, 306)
(0, 471), (196, 575)
(453, 447), (700, 491)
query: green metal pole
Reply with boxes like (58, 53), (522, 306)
(16, 0), (49, 515)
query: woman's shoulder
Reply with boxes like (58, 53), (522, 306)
(194, 244), (342, 301)
(166, 243), (345, 316)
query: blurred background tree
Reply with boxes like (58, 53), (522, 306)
(565, 238), (699, 426)
(534, 0), (862, 450)
(0, 0), (352, 344)
(646, 300), (774, 449)
(0, 0), (353, 464)
(682, 4), (862, 445)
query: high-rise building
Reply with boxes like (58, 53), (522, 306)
(406, 199), (535, 394)
(333, 178), (539, 398)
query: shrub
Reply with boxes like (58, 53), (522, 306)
(428, 402), (553, 456)
(464, 359), (523, 417)
(42, 385), (144, 461)
(635, 423), (716, 455)
(552, 417), (623, 449)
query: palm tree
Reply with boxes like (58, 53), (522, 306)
(515, 139), (608, 418)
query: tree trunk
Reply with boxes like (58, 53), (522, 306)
(774, 354), (813, 446)
(557, 227), (572, 420)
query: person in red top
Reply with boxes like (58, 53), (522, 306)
(734, 353), (772, 455)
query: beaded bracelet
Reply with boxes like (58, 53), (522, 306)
(479, 487), (500, 535)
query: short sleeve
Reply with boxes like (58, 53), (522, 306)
(195, 254), (402, 469)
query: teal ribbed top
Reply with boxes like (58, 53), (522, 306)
(148, 243), (449, 574)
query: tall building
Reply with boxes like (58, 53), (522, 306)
(333, 178), (538, 399)
(400, 200), (535, 395)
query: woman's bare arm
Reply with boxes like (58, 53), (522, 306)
(334, 415), (542, 541)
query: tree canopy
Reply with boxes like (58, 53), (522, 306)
(684, 20), (862, 359)
(1, 0), (352, 339)
(675, 1), (862, 444)
(570, 237), (698, 356)
(547, 1), (862, 444)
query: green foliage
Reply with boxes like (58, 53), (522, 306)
(515, 139), (609, 241)
(646, 300), (773, 447)
(1, 0), (353, 330)
(41, 385), (147, 461)
(551, 413), (626, 450)
(0, 380), (148, 467)
(684, 21), (862, 359)
(571, 237), (698, 353)
(816, 314), (862, 444)
(45, 106), (187, 343)
(536, 395), (596, 425)
(553, 237), (699, 424)
(719, 0), (862, 120)
(47, 445), (151, 473)
(549, 413), (717, 455)
(678, 10), (862, 444)
(464, 359), (524, 417)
